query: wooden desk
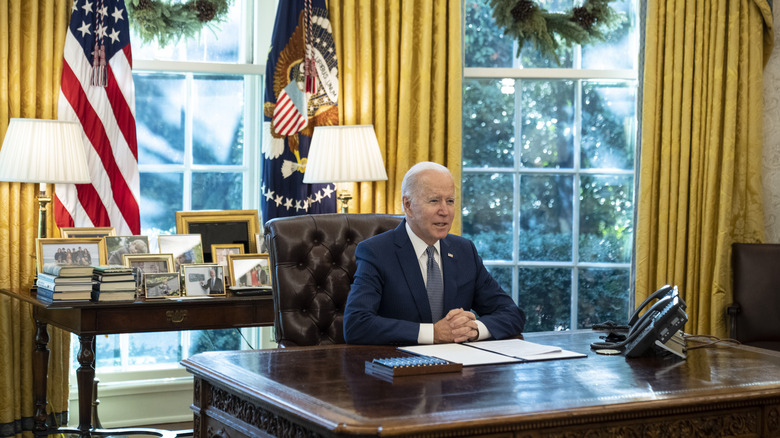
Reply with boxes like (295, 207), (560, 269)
(181, 331), (780, 437)
(0, 288), (274, 437)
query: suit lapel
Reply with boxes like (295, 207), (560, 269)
(392, 221), (433, 322)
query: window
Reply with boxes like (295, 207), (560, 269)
(69, 0), (272, 390)
(462, 0), (639, 331)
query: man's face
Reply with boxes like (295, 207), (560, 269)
(209, 269), (216, 278)
(403, 169), (455, 246)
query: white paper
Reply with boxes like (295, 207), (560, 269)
(466, 339), (561, 359)
(398, 344), (521, 366)
(399, 339), (586, 366)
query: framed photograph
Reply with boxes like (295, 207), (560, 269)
(122, 253), (175, 275)
(228, 253), (272, 288)
(144, 272), (182, 299)
(104, 235), (150, 265)
(60, 226), (116, 238)
(123, 253), (175, 291)
(212, 244), (244, 266)
(36, 238), (106, 272)
(175, 210), (259, 263)
(182, 264), (225, 296)
(255, 232), (268, 254)
(158, 234), (204, 273)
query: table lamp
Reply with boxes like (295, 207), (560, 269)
(0, 118), (92, 239)
(303, 125), (388, 213)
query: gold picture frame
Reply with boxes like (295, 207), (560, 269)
(60, 227), (116, 238)
(122, 253), (175, 275)
(175, 210), (260, 262)
(211, 243), (244, 266)
(36, 237), (106, 273)
(144, 272), (181, 299)
(104, 235), (150, 265)
(227, 253), (272, 288)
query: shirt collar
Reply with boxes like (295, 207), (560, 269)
(405, 221), (440, 258)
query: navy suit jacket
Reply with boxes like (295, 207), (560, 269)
(343, 220), (526, 345)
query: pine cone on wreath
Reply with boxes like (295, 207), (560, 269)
(572, 6), (598, 31)
(192, 0), (218, 22)
(136, 0), (153, 11)
(510, 0), (536, 23)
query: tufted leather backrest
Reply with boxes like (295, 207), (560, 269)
(264, 213), (403, 347)
(730, 243), (780, 351)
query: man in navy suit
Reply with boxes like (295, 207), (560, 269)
(344, 162), (525, 345)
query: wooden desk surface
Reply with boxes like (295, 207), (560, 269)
(182, 331), (780, 437)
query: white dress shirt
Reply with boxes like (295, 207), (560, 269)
(405, 222), (489, 344)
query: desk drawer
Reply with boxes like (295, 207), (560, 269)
(87, 302), (270, 333)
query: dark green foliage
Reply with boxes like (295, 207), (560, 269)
(127, 0), (233, 47)
(487, 0), (623, 62)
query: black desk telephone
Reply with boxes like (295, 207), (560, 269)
(592, 285), (688, 358)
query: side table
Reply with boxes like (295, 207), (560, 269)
(0, 288), (275, 437)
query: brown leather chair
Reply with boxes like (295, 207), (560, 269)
(264, 213), (403, 347)
(729, 243), (780, 351)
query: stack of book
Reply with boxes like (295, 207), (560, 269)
(91, 265), (137, 302)
(36, 263), (95, 304)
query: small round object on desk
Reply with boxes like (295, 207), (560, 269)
(595, 349), (622, 356)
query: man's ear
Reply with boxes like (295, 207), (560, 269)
(402, 195), (411, 214)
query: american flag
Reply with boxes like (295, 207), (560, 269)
(55, 0), (140, 236)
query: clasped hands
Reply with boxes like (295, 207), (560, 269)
(434, 308), (478, 344)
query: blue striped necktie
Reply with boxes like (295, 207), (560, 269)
(426, 246), (444, 321)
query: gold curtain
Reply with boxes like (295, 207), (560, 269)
(329, 0), (463, 233)
(1, 0), (72, 435)
(636, 0), (773, 338)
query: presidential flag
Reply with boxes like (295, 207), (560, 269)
(262, 0), (339, 221)
(55, 0), (140, 236)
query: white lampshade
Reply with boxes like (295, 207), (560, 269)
(0, 118), (91, 184)
(303, 125), (388, 183)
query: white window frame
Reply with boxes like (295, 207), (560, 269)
(463, 47), (639, 329)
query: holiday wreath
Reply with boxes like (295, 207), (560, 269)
(489, 0), (622, 61)
(126, 0), (233, 47)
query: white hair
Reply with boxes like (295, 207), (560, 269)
(401, 161), (452, 202)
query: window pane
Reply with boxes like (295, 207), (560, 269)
(127, 332), (182, 367)
(578, 268), (630, 329)
(462, 172), (513, 260)
(581, 81), (636, 170)
(192, 172), (243, 210)
(515, 0), (575, 68)
(93, 335), (120, 368)
(86, 329), (251, 371)
(486, 265), (513, 299)
(464, 0), (575, 68)
(188, 329), (243, 357)
(581, 0), (638, 70)
(136, 73), (186, 165)
(520, 175), (572, 261)
(520, 80), (575, 168)
(192, 76), (244, 166)
(140, 172), (183, 234)
(579, 175), (633, 263)
(463, 79), (515, 168)
(519, 267), (571, 331)
(131, 0), (243, 63)
(464, 0), (514, 68)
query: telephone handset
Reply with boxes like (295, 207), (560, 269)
(591, 284), (688, 358)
